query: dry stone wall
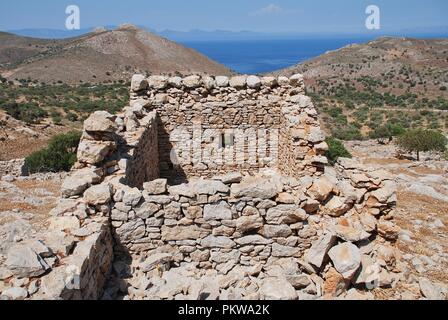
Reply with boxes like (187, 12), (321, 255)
(0, 159), (28, 178)
(129, 74), (327, 183)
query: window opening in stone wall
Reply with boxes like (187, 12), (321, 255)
(221, 133), (235, 149)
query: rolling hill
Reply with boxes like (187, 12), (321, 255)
(0, 24), (231, 84)
(272, 37), (448, 139)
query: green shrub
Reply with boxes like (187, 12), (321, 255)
(325, 137), (352, 165)
(369, 122), (406, 139)
(66, 111), (79, 122)
(332, 125), (363, 141)
(51, 111), (62, 125)
(1, 102), (48, 124)
(25, 131), (81, 173)
(396, 129), (447, 161)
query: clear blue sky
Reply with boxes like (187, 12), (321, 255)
(1, 0), (447, 33)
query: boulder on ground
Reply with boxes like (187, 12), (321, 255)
(328, 242), (361, 280)
(5, 246), (50, 278)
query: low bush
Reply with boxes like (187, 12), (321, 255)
(1, 102), (48, 124)
(325, 137), (352, 165)
(25, 131), (81, 173)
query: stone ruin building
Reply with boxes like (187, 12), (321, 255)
(0, 74), (400, 300)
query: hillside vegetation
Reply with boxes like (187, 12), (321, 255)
(273, 37), (448, 140)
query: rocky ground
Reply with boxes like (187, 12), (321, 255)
(345, 140), (448, 300)
(0, 172), (66, 295)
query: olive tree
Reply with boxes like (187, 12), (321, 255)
(396, 129), (447, 161)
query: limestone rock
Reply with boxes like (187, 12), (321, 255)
(276, 192), (296, 204)
(168, 184), (195, 198)
(215, 76), (229, 87)
(5, 246), (50, 278)
(259, 224), (293, 238)
(370, 181), (397, 204)
(141, 253), (173, 272)
(289, 74), (304, 86)
(201, 235), (236, 249)
(162, 225), (209, 241)
(204, 201), (232, 221)
(116, 219), (146, 243)
(166, 76), (181, 88)
(194, 179), (229, 195)
(42, 231), (76, 256)
(330, 225), (371, 242)
(182, 75), (202, 88)
(0, 267), (13, 280)
(419, 278), (445, 300)
(305, 233), (337, 269)
(84, 183), (112, 206)
(235, 235), (272, 246)
(378, 220), (400, 241)
(143, 179), (167, 195)
(246, 75), (261, 89)
(261, 77), (277, 87)
(235, 215), (264, 233)
(147, 76), (168, 90)
(307, 177), (335, 202)
(83, 111), (116, 133)
(1, 287), (28, 300)
(260, 277), (297, 300)
(328, 242), (361, 280)
(61, 167), (104, 198)
(307, 127), (325, 143)
(213, 172), (243, 185)
(354, 254), (378, 287)
(277, 76), (289, 86)
(323, 267), (347, 298)
(48, 216), (80, 232)
(272, 243), (299, 257)
(202, 75), (215, 90)
(231, 176), (281, 199)
(122, 187), (142, 206)
(131, 74), (148, 92)
(134, 202), (160, 219)
(229, 76), (247, 89)
(325, 196), (352, 217)
(266, 205), (307, 225)
(77, 140), (116, 165)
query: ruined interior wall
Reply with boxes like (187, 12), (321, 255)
(278, 94), (328, 178)
(128, 74), (327, 182)
(124, 113), (159, 188)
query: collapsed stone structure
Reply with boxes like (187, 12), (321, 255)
(0, 74), (400, 300)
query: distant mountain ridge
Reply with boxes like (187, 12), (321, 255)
(7, 25), (448, 41)
(0, 25), (231, 84)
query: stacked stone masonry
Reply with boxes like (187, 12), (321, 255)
(0, 74), (400, 300)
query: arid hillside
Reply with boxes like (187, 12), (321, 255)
(0, 25), (231, 84)
(272, 37), (448, 139)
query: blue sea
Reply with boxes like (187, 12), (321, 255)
(180, 38), (376, 74)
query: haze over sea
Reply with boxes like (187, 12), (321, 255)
(180, 37), (377, 74)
